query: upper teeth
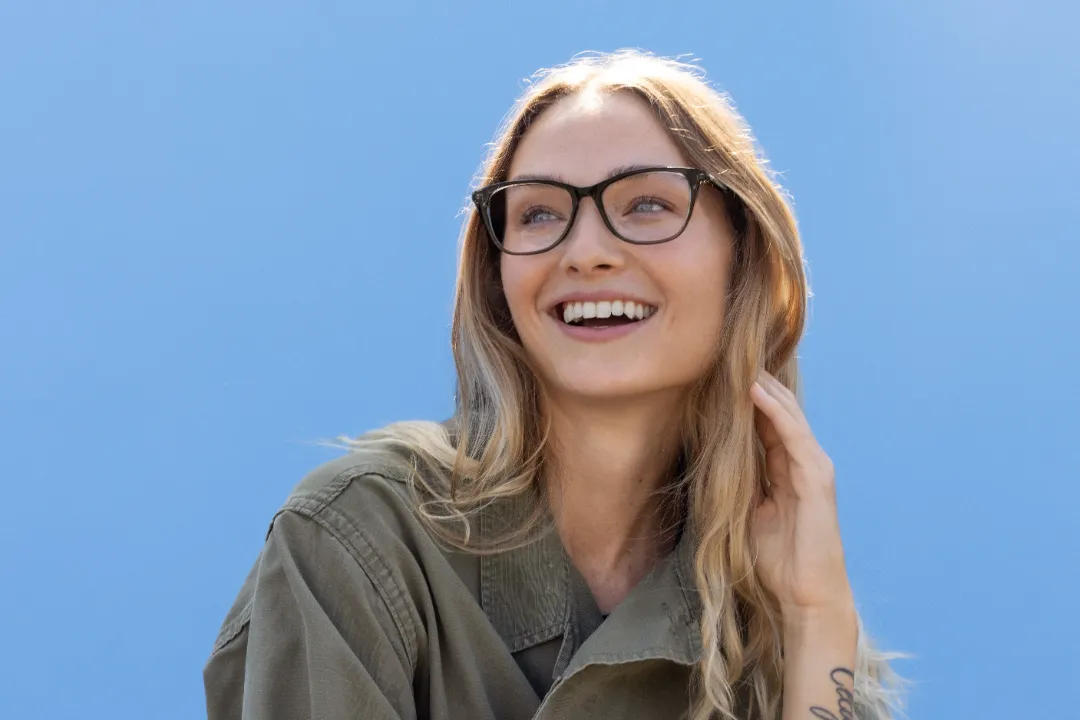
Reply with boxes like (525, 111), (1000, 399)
(560, 300), (656, 324)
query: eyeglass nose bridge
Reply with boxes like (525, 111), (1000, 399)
(557, 189), (620, 252)
(568, 178), (610, 203)
(559, 178), (634, 247)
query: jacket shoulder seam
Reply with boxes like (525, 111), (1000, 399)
(207, 596), (252, 659)
(292, 499), (420, 672)
(272, 461), (409, 525)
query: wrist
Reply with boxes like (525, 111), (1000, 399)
(782, 600), (858, 638)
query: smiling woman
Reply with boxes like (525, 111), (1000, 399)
(204, 50), (906, 720)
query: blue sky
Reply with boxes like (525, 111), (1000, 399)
(1, 2), (1076, 718)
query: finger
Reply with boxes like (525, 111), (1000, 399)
(751, 381), (817, 457)
(752, 375), (801, 427)
(757, 370), (808, 427)
(753, 403), (782, 451)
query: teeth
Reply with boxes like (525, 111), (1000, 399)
(557, 299), (658, 324)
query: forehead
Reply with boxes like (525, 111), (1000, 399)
(508, 91), (688, 184)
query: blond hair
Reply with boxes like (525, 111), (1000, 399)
(345, 50), (907, 719)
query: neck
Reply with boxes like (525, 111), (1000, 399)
(543, 391), (685, 612)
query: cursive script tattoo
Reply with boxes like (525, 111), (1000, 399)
(809, 667), (855, 720)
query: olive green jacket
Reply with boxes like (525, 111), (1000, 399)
(204, 449), (718, 719)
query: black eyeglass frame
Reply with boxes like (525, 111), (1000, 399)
(470, 165), (739, 256)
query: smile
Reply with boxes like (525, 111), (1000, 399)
(559, 299), (657, 326)
(549, 299), (658, 342)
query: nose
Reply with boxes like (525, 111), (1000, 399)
(557, 198), (626, 275)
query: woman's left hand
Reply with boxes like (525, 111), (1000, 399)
(749, 370), (854, 621)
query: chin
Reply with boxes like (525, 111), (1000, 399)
(546, 367), (664, 403)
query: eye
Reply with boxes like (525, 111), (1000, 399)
(521, 206), (562, 225)
(628, 196), (674, 214)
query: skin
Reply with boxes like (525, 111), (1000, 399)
(500, 91), (858, 717)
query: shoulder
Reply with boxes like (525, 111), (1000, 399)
(271, 419), (460, 551)
(270, 440), (435, 564)
(208, 432), (450, 663)
(205, 449), (437, 705)
(273, 419), (457, 533)
(279, 447), (412, 523)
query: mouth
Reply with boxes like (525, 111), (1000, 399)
(550, 299), (658, 329)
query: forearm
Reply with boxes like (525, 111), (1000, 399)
(781, 603), (859, 720)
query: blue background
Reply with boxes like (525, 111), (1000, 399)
(1, 1), (1076, 717)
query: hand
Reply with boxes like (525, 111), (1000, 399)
(749, 370), (854, 622)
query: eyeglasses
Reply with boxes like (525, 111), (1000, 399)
(471, 165), (737, 256)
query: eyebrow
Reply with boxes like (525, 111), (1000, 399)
(508, 163), (657, 184)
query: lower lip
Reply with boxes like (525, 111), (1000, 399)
(549, 312), (655, 342)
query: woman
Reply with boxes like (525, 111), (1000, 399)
(204, 51), (905, 720)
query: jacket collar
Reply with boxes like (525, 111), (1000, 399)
(478, 492), (703, 668)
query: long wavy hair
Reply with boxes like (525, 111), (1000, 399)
(346, 50), (906, 720)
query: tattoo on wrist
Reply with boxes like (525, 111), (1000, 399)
(809, 667), (855, 720)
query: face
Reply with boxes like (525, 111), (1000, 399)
(499, 91), (735, 404)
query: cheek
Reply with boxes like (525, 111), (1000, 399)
(660, 241), (732, 344)
(499, 257), (545, 325)
(664, 237), (732, 306)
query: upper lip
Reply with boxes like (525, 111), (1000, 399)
(547, 291), (660, 314)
